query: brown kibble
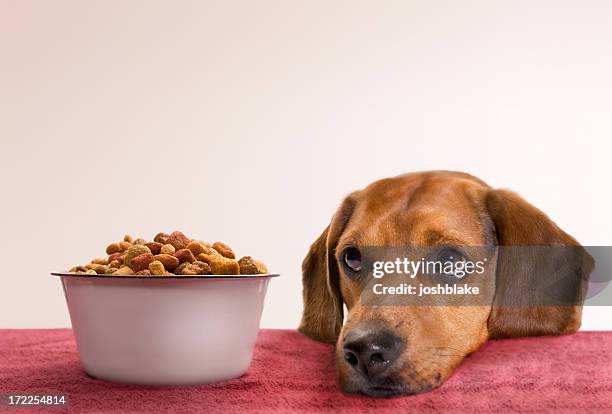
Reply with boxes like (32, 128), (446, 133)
(131, 253), (155, 272)
(174, 248), (196, 264)
(69, 266), (88, 273)
(196, 248), (221, 262)
(160, 244), (175, 255)
(108, 252), (123, 264)
(106, 243), (122, 255)
(212, 242), (235, 259)
(186, 241), (206, 256)
(166, 231), (191, 250)
(178, 261), (211, 275)
(70, 232), (266, 279)
(145, 242), (163, 255)
(185, 266), (201, 275)
(124, 245), (151, 267)
(187, 242), (219, 257)
(155, 254), (179, 271)
(255, 260), (268, 274)
(179, 265), (198, 275)
(192, 261), (212, 275)
(238, 256), (262, 275)
(154, 232), (169, 244)
(205, 246), (220, 255)
(174, 262), (190, 275)
(113, 266), (134, 275)
(92, 264), (112, 274)
(217, 258), (240, 275)
(196, 254), (212, 265)
(199, 254), (239, 275)
(149, 260), (165, 275)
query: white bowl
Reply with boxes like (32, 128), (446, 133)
(52, 272), (278, 385)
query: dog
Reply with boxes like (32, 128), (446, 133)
(299, 171), (592, 397)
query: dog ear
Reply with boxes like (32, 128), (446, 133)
(298, 195), (357, 344)
(486, 189), (593, 338)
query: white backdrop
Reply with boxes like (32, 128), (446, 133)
(1, 0), (610, 329)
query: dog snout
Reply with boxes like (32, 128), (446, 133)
(342, 326), (403, 381)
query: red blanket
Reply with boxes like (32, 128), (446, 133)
(1, 329), (611, 413)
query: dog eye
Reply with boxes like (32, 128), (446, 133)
(435, 247), (467, 279)
(436, 247), (465, 263)
(342, 247), (362, 274)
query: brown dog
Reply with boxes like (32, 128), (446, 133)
(299, 171), (592, 397)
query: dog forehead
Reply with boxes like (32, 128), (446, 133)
(358, 172), (486, 208)
(347, 173), (488, 245)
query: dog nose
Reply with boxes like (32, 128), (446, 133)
(342, 327), (403, 380)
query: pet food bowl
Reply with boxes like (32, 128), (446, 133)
(51, 272), (278, 385)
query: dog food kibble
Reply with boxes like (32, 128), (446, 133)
(238, 256), (268, 275)
(160, 244), (175, 255)
(199, 254), (240, 275)
(179, 261), (212, 276)
(106, 243), (122, 255)
(186, 241), (206, 256)
(155, 254), (179, 271)
(174, 248), (196, 264)
(68, 231), (268, 276)
(145, 242), (163, 255)
(166, 231), (191, 250)
(114, 266), (134, 275)
(154, 232), (169, 244)
(192, 261), (211, 274)
(108, 252), (122, 263)
(148, 260), (166, 275)
(130, 253), (155, 272)
(91, 264), (110, 274)
(212, 242), (235, 259)
(255, 260), (268, 273)
(124, 245), (151, 267)
(174, 262), (190, 275)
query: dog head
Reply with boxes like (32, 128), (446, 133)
(299, 171), (592, 397)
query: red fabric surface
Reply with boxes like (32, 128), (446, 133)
(1, 329), (611, 413)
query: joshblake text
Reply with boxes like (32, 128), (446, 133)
(373, 283), (480, 296)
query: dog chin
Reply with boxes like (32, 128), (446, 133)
(341, 377), (435, 398)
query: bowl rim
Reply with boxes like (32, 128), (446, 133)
(51, 272), (279, 280)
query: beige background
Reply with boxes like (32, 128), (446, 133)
(1, 0), (610, 329)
